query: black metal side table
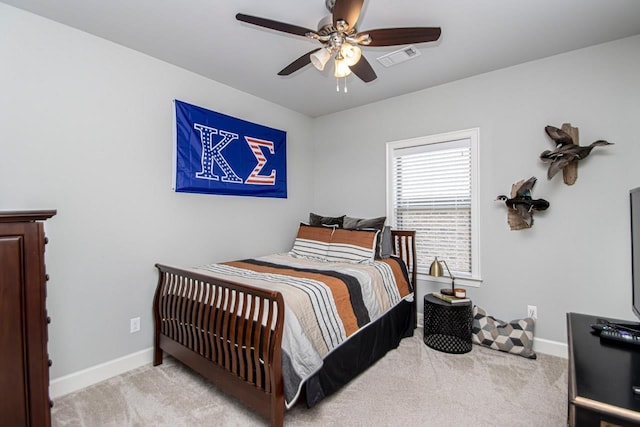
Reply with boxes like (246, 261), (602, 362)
(423, 294), (473, 354)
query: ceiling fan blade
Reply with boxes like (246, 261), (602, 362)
(332, 0), (364, 30)
(349, 56), (377, 83)
(236, 13), (315, 37)
(360, 27), (442, 46)
(278, 49), (321, 76)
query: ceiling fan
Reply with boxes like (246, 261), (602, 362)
(236, 0), (441, 85)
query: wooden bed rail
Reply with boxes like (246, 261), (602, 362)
(153, 264), (285, 426)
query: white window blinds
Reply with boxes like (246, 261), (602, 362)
(389, 133), (478, 279)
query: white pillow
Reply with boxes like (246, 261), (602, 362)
(326, 228), (378, 263)
(289, 223), (334, 260)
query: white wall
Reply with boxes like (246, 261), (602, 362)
(312, 35), (640, 344)
(0, 4), (314, 379)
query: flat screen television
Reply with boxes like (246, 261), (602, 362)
(630, 187), (640, 323)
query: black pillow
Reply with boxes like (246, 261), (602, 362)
(309, 212), (345, 227)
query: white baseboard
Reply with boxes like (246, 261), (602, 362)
(49, 347), (154, 399)
(532, 338), (568, 359)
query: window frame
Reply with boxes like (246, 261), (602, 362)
(386, 128), (482, 287)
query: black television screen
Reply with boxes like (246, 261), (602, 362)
(631, 188), (640, 321)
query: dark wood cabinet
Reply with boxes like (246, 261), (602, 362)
(0, 210), (56, 427)
(567, 312), (640, 426)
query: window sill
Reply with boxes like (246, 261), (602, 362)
(416, 272), (482, 288)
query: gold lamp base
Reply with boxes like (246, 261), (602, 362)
(430, 257), (456, 297)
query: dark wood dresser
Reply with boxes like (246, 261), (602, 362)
(0, 210), (56, 427)
(567, 312), (640, 426)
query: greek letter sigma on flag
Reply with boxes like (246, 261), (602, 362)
(173, 100), (287, 198)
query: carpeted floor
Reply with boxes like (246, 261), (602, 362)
(51, 334), (568, 426)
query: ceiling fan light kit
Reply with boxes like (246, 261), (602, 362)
(334, 57), (351, 78)
(236, 0), (441, 90)
(310, 47), (332, 71)
(340, 43), (362, 67)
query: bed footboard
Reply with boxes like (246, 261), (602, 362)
(153, 263), (285, 427)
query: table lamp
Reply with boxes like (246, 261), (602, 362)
(429, 257), (456, 296)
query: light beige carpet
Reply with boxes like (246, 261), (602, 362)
(52, 334), (568, 426)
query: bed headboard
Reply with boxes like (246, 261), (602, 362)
(390, 230), (417, 289)
(391, 230), (417, 328)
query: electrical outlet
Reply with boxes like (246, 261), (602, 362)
(527, 305), (538, 320)
(130, 317), (140, 333)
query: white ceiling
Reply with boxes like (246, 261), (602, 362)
(4, 0), (640, 117)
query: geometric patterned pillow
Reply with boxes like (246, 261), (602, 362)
(472, 306), (537, 359)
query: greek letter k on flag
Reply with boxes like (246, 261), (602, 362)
(173, 100), (287, 198)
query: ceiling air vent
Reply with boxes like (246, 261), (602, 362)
(376, 45), (421, 68)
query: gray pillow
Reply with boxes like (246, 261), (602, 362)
(343, 216), (386, 258)
(380, 226), (393, 258)
(309, 212), (345, 227)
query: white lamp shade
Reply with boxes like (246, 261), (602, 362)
(334, 58), (352, 78)
(310, 48), (332, 71)
(340, 43), (362, 67)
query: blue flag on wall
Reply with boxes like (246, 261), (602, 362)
(173, 100), (287, 198)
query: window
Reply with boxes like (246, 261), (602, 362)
(386, 128), (480, 284)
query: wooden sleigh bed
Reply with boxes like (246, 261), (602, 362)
(152, 228), (416, 426)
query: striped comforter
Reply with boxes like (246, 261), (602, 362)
(195, 253), (412, 408)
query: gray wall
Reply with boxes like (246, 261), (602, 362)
(2, 1), (640, 380)
(0, 4), (314, 378)
(312, 35), (640, 344)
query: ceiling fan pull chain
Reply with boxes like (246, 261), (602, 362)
(336, 77), (348, 93)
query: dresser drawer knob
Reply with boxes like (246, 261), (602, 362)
(47, 316), (51, 324)
(45, 274), (50, 282)
(44, 237), (49, 245)
(48, 359), (53, 367)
